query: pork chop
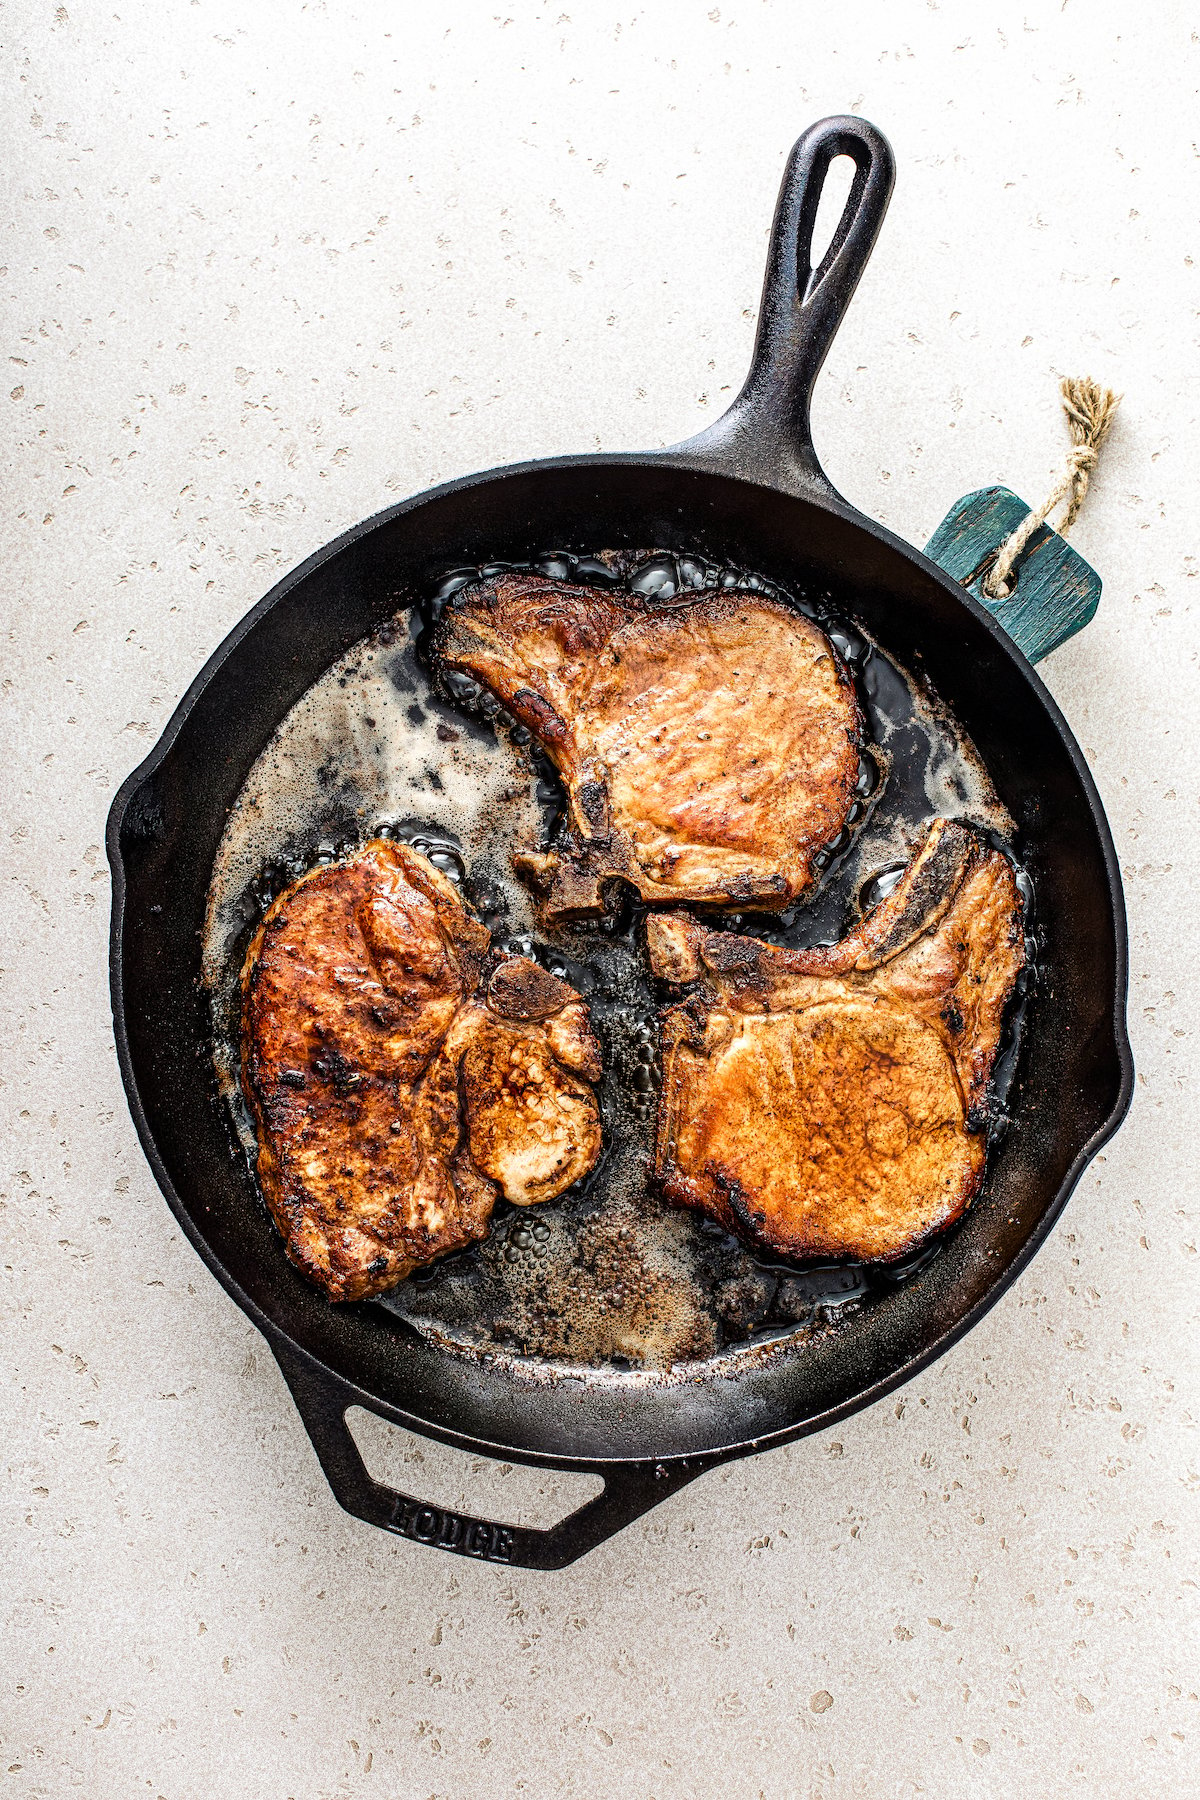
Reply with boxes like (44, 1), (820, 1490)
(433, 571), (863, 921)
(648, 819), (1025, 1263)
(241, 840), (602, 1301)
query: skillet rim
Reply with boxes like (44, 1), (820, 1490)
(106, 448), (1135, 1472)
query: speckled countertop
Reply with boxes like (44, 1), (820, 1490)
(3, 4), (1197, 1796)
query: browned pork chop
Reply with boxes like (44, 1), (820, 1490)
(434, 571), (862, 921)
(241, 840), (602, 1301)
(648, 819), (1025, 1264)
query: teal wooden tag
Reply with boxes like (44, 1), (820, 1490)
(924, 485), (1101, 664)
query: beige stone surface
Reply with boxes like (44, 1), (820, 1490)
(2, 2), (1197, 1795)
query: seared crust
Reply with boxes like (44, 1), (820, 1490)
(434, 572), (862, 921)
(240, 840), (601, 1301)
(649, 820), (1025, 1263)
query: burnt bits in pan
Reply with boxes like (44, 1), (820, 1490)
(203, 548), (1032, 1373)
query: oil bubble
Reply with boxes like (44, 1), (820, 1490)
(572, 556), (620, 585)
(431, 569), (478, 605)
(859, 862), (907, 912)
(428, 848), (465, 883)
(855, 756), (879, 798)
(629, 556), (679, 601)
(829, 626), (868, 668)
(535, 553), (575, 581)
(676, 555), (711, 590)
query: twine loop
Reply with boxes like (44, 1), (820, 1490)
(983, 375), (1121, 600)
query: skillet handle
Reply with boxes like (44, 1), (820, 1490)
(271, 1341), (707, 1571)
(674, 114), (895, 503)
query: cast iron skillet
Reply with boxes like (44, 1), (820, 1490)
(108, 117), (1133, 1568)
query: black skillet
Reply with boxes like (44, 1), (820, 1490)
(107, 116), (1133, 1568)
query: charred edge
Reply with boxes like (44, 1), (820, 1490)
(710, 1169), (767, 1244)
(487, 958), (573, 1021)
(864, 822), (975, 963)
(510, 686), (572, 755)
(650, 1020), (694, 1180)
(644, 917), (705, 988)
(575, 779), (609, 837)
(703, 871), (791, 906)
(511, 848), (557, 893)
(700, 932), (769, 979)
(540, 853), (612, 921)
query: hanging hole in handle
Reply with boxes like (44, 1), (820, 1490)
(973, 545), (1025, 603)
(346, 1408), (605, 1531)
(806, 152), (859, 290)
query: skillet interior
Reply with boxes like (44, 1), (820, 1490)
(110, 457), (1131, 1465)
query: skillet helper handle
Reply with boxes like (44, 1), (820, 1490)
(675, 114), (895, 502)
(272, 1343), (706, 1571)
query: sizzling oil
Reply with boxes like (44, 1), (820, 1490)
(203, 551), (1031, 1376)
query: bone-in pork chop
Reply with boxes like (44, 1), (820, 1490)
(434, 572), (862, 921)
(648, 820), (1025, 1263)
(241, 840), (602, 1301)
